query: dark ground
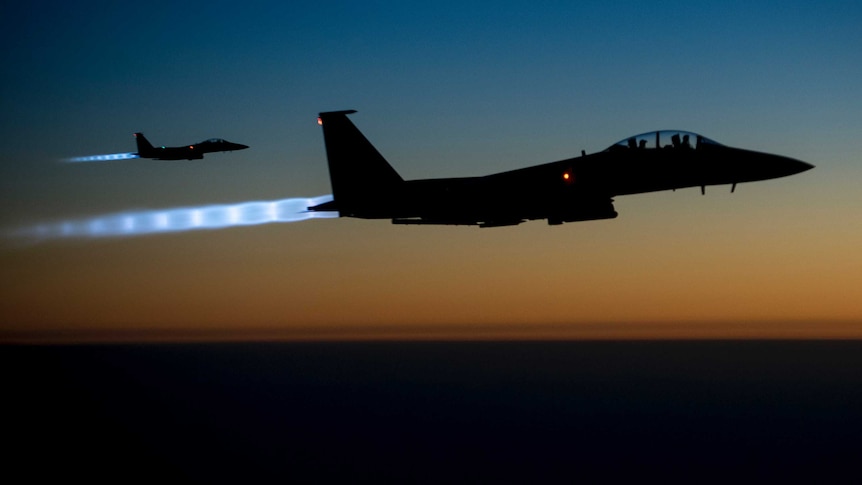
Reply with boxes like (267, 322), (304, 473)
(5, 340), (861, 483)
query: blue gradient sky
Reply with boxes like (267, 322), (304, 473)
(2, 1), (861, 341)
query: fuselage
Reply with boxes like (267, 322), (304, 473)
(359, 132), (812, 225)
(134, 133), (249, 160)
(312, 111), (813, 227)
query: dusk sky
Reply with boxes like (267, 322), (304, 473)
(2, 1), (861, 342)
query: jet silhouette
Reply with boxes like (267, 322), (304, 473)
(133, 133), (248, 160)
(310, 110), (813, 227)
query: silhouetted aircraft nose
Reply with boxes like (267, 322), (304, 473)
(758, 153), (814, 179)
(237, 144), (249, 150)
(729, 149), (815, 183)
(785, 157), (814, 176)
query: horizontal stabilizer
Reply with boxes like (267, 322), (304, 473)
(308, 199), (338, 212)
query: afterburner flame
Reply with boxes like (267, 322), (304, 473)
(7, 195), (338, 242)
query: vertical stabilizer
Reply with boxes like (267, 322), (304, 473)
(133, 133), (155, 158)
(316, 110), (403, 217)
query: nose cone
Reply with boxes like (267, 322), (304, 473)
(730, 148), (814, 182)
(780, 156), (814, 177)
(797, 159), (815, 173)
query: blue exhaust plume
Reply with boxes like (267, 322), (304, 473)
(7, 195), (338, 242)
(64, 152), (140, 162)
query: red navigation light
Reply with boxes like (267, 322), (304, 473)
(317, 117), (323, 126)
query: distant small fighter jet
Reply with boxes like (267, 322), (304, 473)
(310, 110), (813, 227)
(133, 132), (248, 160)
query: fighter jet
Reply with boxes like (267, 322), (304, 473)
(310, 110), (813, 227)
(133, 133), (248, 160)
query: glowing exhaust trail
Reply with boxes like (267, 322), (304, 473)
(64, 152), (140, 162)
(7, 195), (338, 242)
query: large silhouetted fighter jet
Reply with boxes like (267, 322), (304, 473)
(310, 110), (812, 227)
(133, 133), (248, 160)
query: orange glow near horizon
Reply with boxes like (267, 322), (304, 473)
(4, 320), (862, 345)
(2, 188), (861, 345)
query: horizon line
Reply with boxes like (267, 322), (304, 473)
(4, 320), (861, 345)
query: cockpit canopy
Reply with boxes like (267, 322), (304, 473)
(606, 130), (722, 152)
(200, 138), (227, 144)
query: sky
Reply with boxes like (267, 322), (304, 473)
(1, 1), (861, 343)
